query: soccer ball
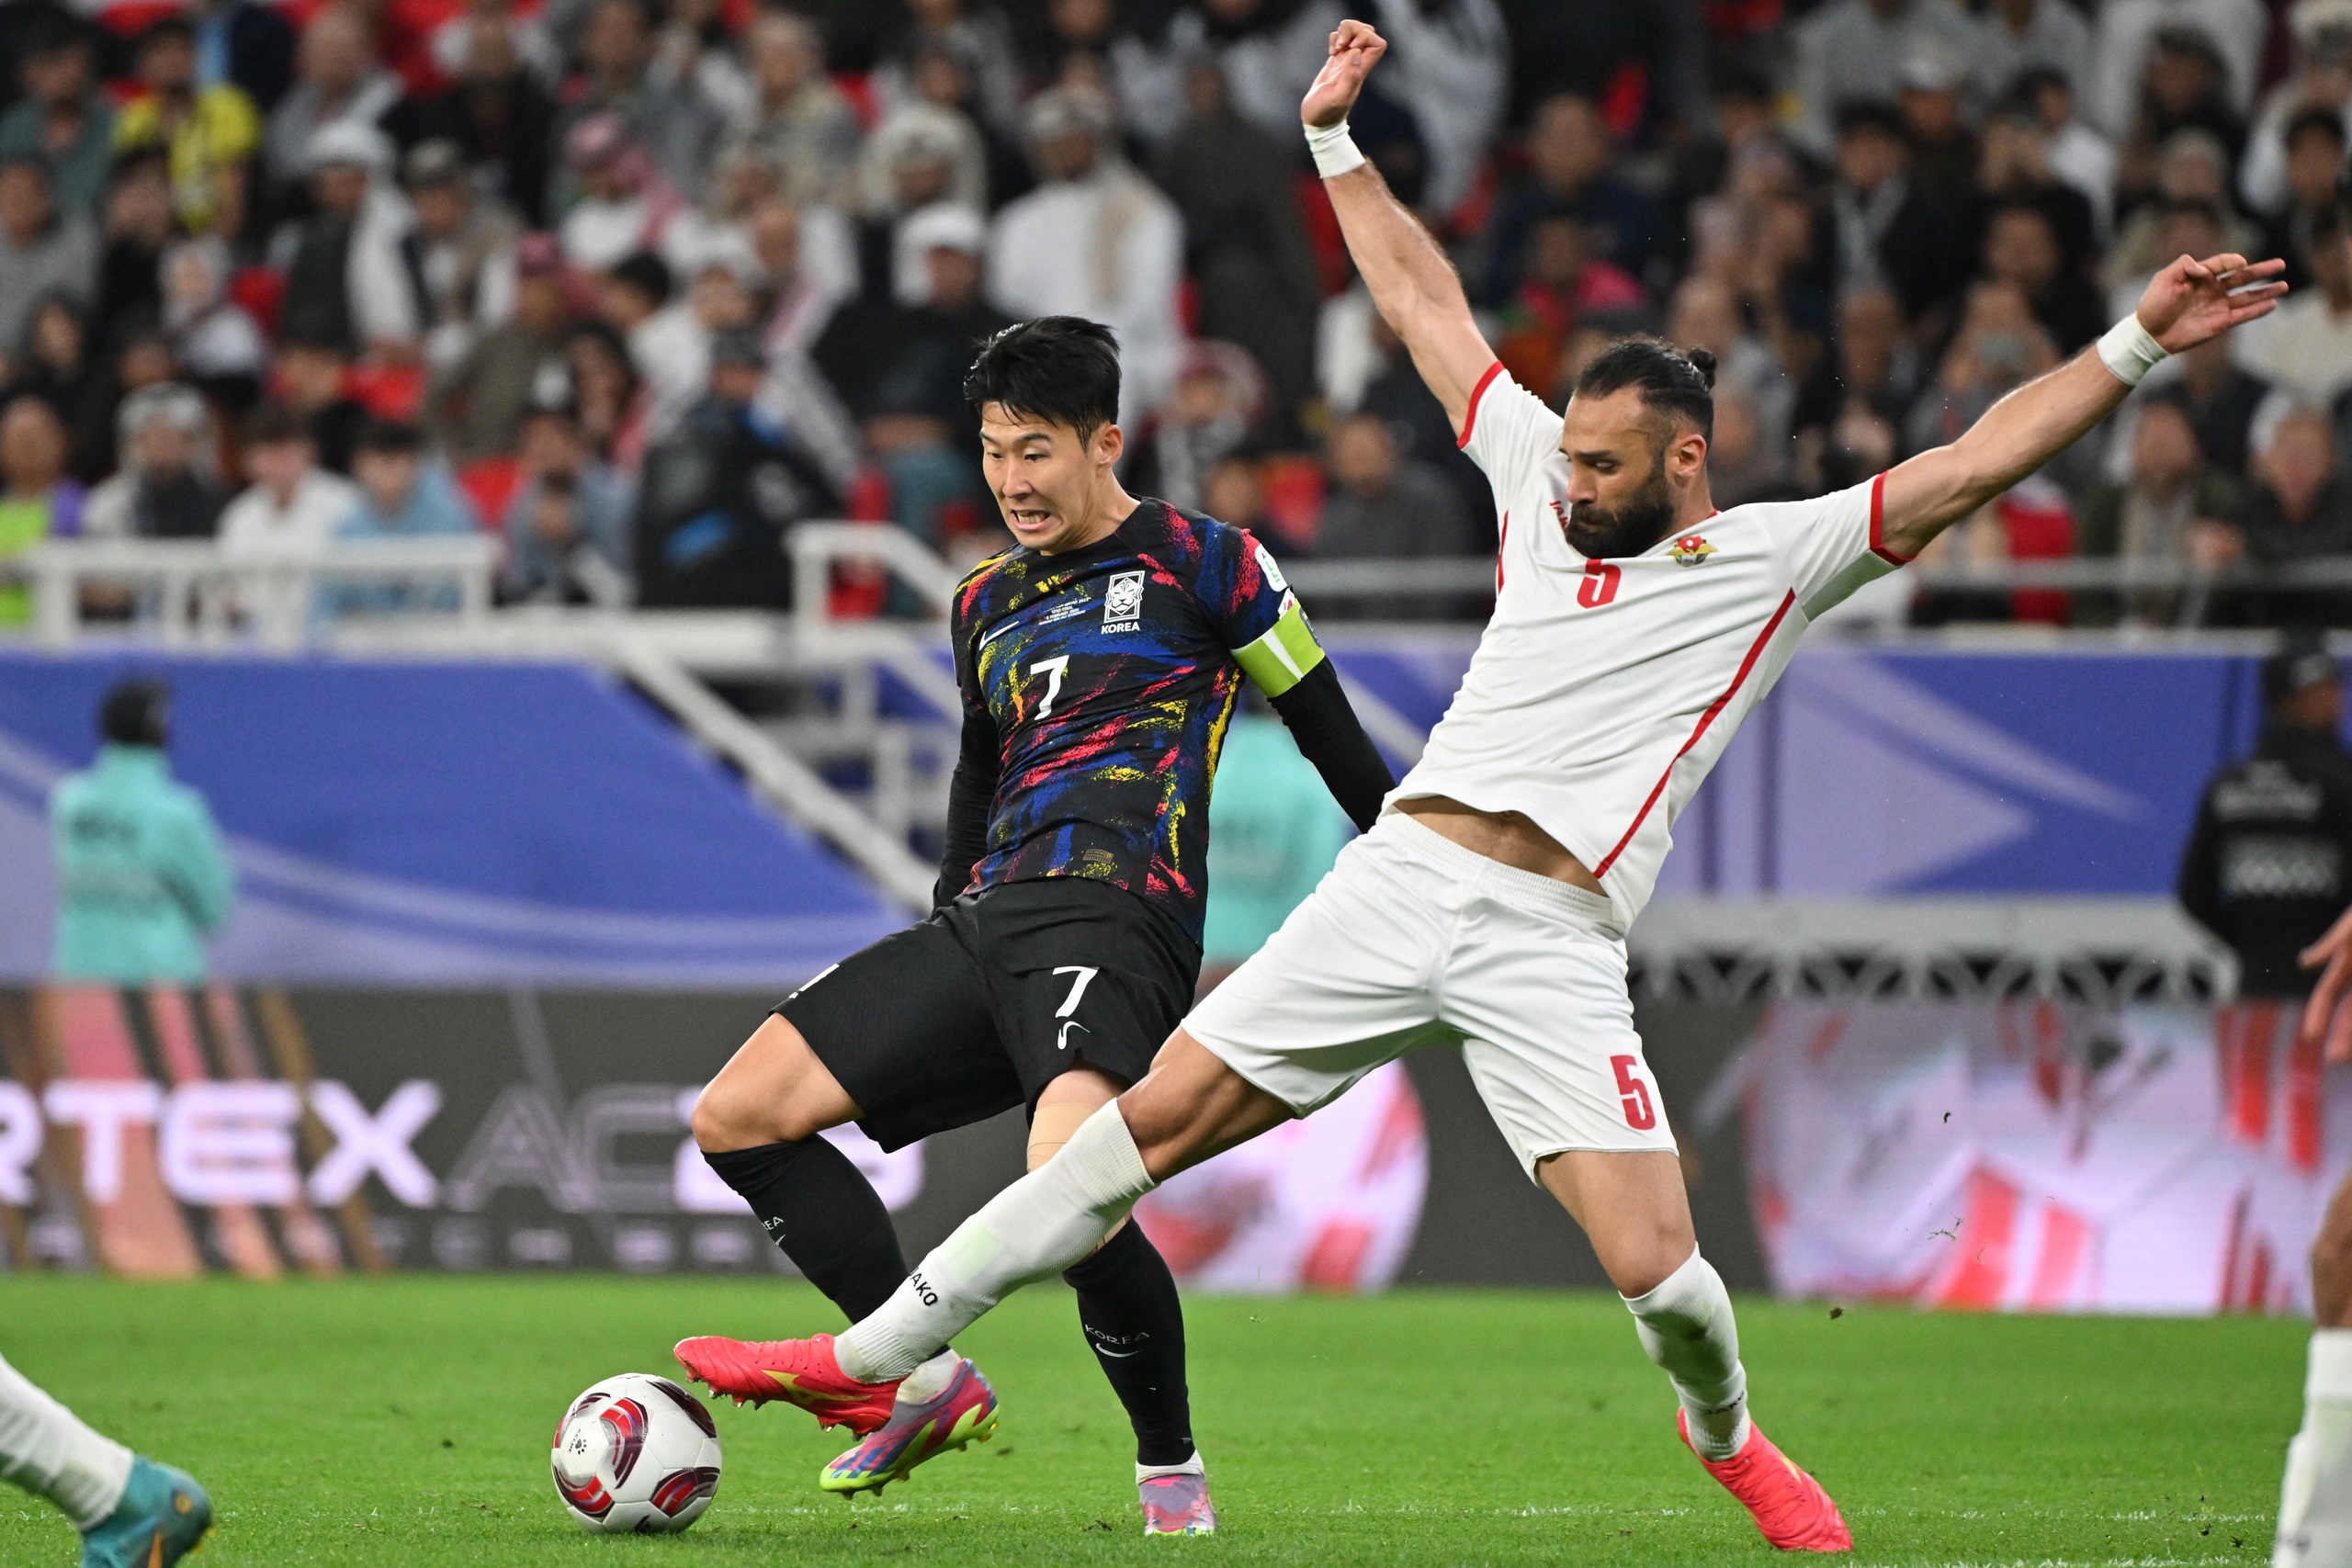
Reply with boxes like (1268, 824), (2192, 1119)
(550, 1373), (723, 1533)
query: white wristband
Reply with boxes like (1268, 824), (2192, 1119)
(1305, 118), (1365, 179)
(2096, 313), (2168, 387)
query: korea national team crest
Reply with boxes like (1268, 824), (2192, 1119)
(1670, 534), (1716, 567)
(1103, 570), (1146, 632)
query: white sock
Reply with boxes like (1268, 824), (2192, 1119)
(1137, 1450), (1205, 1484)
(895, 1349), (963, 1404)
(838, 1102), (1155, 1383)
(2277, 1328), (2352, 1567)
(0, 1351), (134, 1531)
(1623, 1249), (1750, 1463)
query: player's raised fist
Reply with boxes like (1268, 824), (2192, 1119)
(2133, 251), (2288, 352)
(1303, 19), (1385, 129)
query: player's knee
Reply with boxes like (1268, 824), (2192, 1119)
(689, 1081), (754, 1152)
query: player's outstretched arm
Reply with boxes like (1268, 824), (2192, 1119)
(1877, 253), (2286, 559)
(1304, 21), (1496, 436)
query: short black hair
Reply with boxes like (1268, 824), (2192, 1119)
(1834, 101), (1905, 141)
(99, 677), (169, 748)
(963, 316), (1121, 443)
(1573, 335), (1717, 444)
(2286, 106), (2348, 151)
(606, 250), (672, 308)
(356, 418), (424, 456)
(242, 402), (309, 447)
(137, 16), (195, 51)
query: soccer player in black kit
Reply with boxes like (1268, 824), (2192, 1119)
(676, 317), (1392, 1532)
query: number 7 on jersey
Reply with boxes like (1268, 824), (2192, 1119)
(1030, 655), (1070, 718)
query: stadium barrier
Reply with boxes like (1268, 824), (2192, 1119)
(0, 983), (2337, 1314)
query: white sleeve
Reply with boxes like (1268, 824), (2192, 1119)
(1761, 471), (1910, 619)
(1456, 364), (1562, 495)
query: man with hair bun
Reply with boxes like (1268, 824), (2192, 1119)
(726, 22), (2290, 1551)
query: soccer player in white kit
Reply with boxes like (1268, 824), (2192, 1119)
(686, 21), (2288, 1549)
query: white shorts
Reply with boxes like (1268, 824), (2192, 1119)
(1186, 810), (1676, 1179)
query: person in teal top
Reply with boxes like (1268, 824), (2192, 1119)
(1202, 699), (1362, 987)
(50, 678), (235, 984)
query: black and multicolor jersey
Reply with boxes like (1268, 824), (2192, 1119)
(945, 497), (1331, 943)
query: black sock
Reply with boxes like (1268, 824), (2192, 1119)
(702, 1140), (908, 1322)
(1063, 1221), (1194, 1466)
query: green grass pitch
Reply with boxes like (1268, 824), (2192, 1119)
(0, 1275), (2309, 1565)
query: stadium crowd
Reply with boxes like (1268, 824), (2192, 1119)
(0, 0), (2342, 626)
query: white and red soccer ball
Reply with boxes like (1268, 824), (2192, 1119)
(550, 1373), (722, 1533)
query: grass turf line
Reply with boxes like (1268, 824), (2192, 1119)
(0, 1275), (2306, 1565)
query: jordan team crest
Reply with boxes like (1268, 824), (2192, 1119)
(1670, 535), (1716, 567)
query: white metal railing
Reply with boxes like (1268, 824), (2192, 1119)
(15, 536), (498, 651)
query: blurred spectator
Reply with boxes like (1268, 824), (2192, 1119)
(1789, 0), (1988, 155)
(2159, 332), (2272, 478)
(83, 384), (226, 540)
(565, 320), (648, 471)
(1793, 286), (1919, 494)
(1976, 0), (2094, 108)
(2256, 108), (2349, 288)
(2121, 26), (2249, 173)
(1976, 90), (2098, 270)
(1316, 411), (1476, 618)
(649, 0), (753, 136)
(2240, 407), (2352, 621)
(750, 197), (849, 359)
(1201, 453), (1280, 542)
(559, 114), (683, 273)
(1201, 691), (1353, 986)
(1907, 280), (2063, 456)
(2075, 391), (2245, 625)
(2110, 130), (2257, 293)
(1828, 103), (1972, 322)
(0, 395), (84, 621)
(96, 147), (177, 332)
(403, 139), (523, 369)
(2240, 0), (2352, 225)
(218, 402), (361, 554)
(854, 103), (988, 299)
(2233, 206), (2352, 408)
(1350, 307), (1490, 526)
(187, 0), (298, 115)
(2017, 66), (2118, 239)
(872, 0), (1025, 141)
(430, 0), (564, 90)
(734, 12), (861, 210)
(1897, 45), (1980, 211)
(1155, 60), (1320, 443)
(114, 16), (261, 238)
(1979, 200), (2102, 352)
(634, 242), (766, 438)
(559, 0), (723, 199)
(1126, 340), (1266, 513)
(2108, 194), (2233, 323)
(272, 339), (368, 474)
(263, 6), (403, 203)
(338, 418), (477, 541)
(50, 677), (235, 986)
(273, 121), (419, 360)
(6, 296), (112, 479)
(0, 18), (118, 220)
(987, 85), (1182, 423)
(0, 155), (96, 354)
(499, 399), (630, 604)
(1485, 95), (1657, 302)
(160, 235), (266, 408)
(812, 202), (1007, 539)
(632, 328), (837, 607)
(413, 18), (560, 227)
(1157, 0), (1346, 142)
(429, 231), (572, 464)
(902, 39), (1034, 213)
(2093, 0), (2267, 137)
(1668, 274), (1794, 471)
(1495, 209), (1647, 396)
(1363, 0), (1508, 220)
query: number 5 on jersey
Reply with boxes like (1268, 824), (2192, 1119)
(1030, 655), (1070, 718)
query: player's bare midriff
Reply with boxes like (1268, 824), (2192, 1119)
(1395, 795), (1604, 895)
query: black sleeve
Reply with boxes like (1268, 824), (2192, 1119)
(1267, 659), (1395, 834)
(2176, 784), (2226, 943)
(935, 701), (1000, 912)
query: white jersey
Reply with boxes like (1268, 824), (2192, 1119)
(1390, 366), (1910, 931)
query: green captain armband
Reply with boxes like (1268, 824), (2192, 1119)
(1232, 592), (1327, 698)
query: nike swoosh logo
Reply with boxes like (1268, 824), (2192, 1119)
(1093, 1346), (1140, 1359)
(1057, 1021), (1090, 1051)
(978, 617), (1023, 648)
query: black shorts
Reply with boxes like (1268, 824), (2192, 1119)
(775, 878), (1201, 1152)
